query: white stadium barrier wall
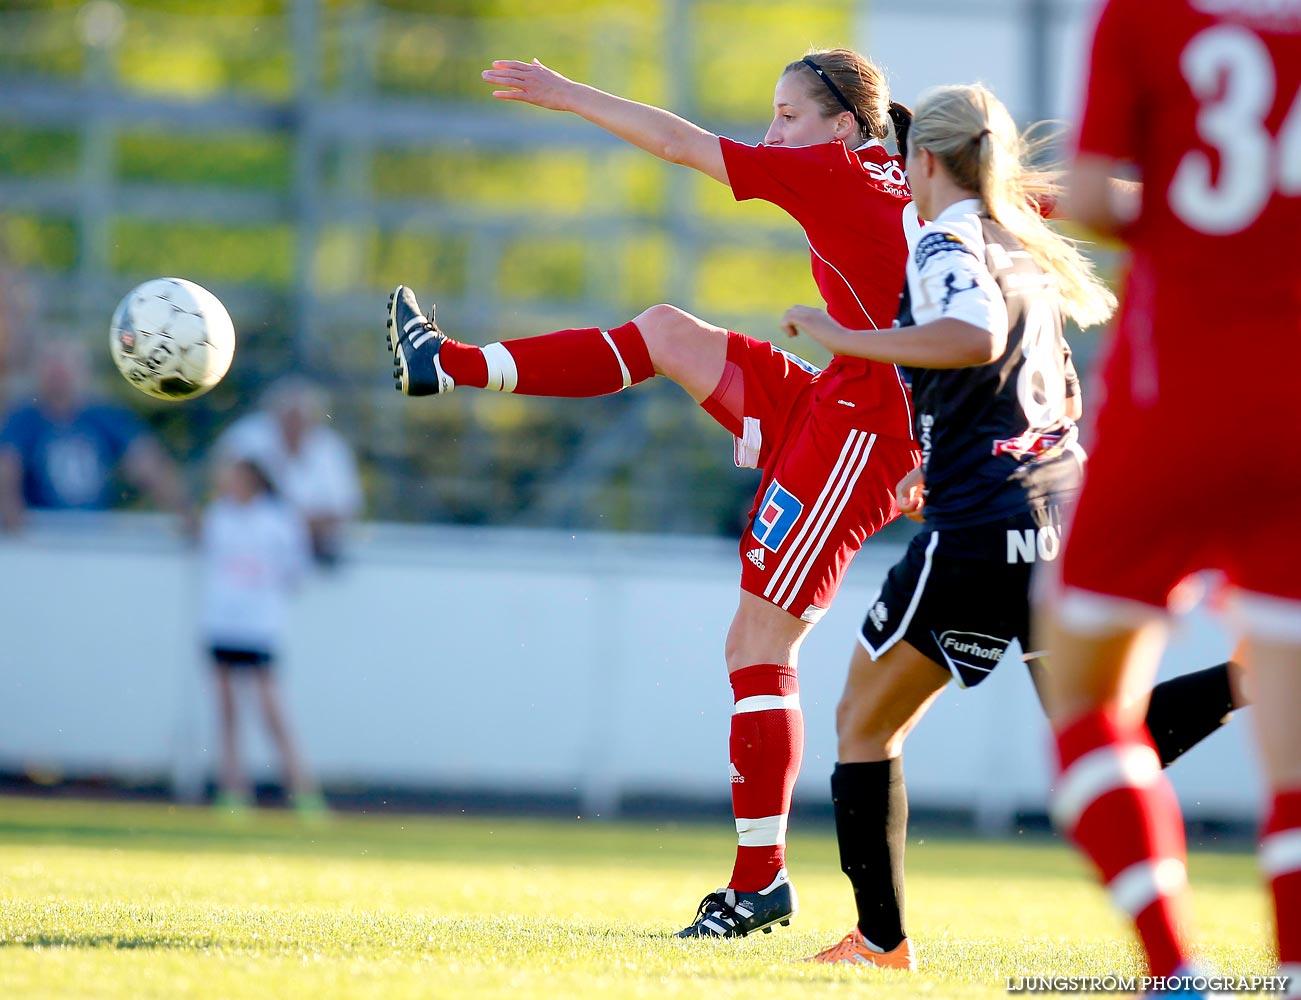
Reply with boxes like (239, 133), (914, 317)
(0, 513), (1257, 827)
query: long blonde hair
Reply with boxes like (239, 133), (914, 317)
(909, 84), (1116, 329)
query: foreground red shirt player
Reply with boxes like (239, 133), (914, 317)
(1039, 0), (1301, 989)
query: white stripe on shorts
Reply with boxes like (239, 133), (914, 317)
(773, 433), (877, 611)
(765, 430), (874, 610)
(859, 530), (940, 661)
(734, 416), (762, 469)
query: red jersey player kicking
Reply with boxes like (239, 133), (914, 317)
(388, 48), (920, 938)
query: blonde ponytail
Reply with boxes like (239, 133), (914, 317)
(910, 85), (1116, 329)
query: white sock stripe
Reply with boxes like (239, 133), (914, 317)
(1106, 858), (1187, 917)
(600, 330), (632, 388)
(480, 343), (518, 392)
(733, 694), (801, 714)
(777, 433), (877, 609)
(735, 814), (788, 847)
(1261, 830), (1301, 878)
(1052, 743), (1163, 831)
(765, 430), (870, 607)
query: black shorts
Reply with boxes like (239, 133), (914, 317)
(858, 509), (1063, 688)
(210, 646), (274, 672)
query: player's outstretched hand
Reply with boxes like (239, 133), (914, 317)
(482, 59), (577, 112)
(895, 465), (926, 523)
(781, 304), (843, 348)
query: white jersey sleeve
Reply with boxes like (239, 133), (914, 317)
(906, 217), (1007, 337)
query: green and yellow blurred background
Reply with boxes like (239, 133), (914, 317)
(0, 0), (1103, 532)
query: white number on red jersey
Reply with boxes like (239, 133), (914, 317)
(1170, 24), (1301, 234)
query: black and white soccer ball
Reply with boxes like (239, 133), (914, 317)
(109, 277), (235, 401)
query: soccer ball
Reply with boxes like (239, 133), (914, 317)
(109, 277), (235, 400)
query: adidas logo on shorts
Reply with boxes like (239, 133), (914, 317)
(746, 547), (766, 570)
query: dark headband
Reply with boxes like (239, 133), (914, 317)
(801, 57), (870, 135)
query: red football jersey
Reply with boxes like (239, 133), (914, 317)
(1078, 0), (1301, 304)
(720, 137), (917, 441)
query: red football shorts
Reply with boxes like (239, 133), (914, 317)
(1057, 313), (1301, 642)
(701, 332), (920, 624)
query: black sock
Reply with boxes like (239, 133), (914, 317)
(1146, 662), (1237, 768)
(831, 758), (907, 950)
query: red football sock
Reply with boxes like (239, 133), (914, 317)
(1053, 708), (1193, 979)
(1262, 789), (1301, 992)
(728, 663), (803, 892)
(438, 322), (653, 397)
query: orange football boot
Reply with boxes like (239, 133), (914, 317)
(805, 927), (917, 970)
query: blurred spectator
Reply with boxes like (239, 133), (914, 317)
(215, 376), (362, 566)
(201, 455), (324, 820)
(0, 339), (194, 532)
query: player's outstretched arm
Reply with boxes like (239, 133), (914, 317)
(482, 58), (729, 185)
(782, 305), (1005, 369)
(1065, 154), (1140, 236)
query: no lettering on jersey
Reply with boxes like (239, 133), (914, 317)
(1061, 0), (1301, 623)
(857, 199), (1083, 687)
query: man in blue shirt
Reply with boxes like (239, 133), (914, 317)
(0, 341), (193, 531)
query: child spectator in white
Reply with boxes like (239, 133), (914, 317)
(200, 456), (324, 820)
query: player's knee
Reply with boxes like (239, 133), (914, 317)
(835, 695), (901, 758)
(634, 304), (696, 359)
(723, 632), (755, 675)
(633, 303), (690, 333)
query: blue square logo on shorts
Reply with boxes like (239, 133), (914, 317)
(753, 480), (803, 552)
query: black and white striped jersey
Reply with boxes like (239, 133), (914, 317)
(897, 198), (1083, 530)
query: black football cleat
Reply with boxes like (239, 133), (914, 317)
(677, 868), (797, 938)
(386, 284), (455, 396)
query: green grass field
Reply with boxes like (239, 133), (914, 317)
(0, 797), (1275, 999)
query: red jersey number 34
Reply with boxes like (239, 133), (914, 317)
(1172, 23), (1301, 234)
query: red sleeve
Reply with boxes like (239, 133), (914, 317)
(719, 137), (844, 214)
(1075, 0), (1143, 162)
